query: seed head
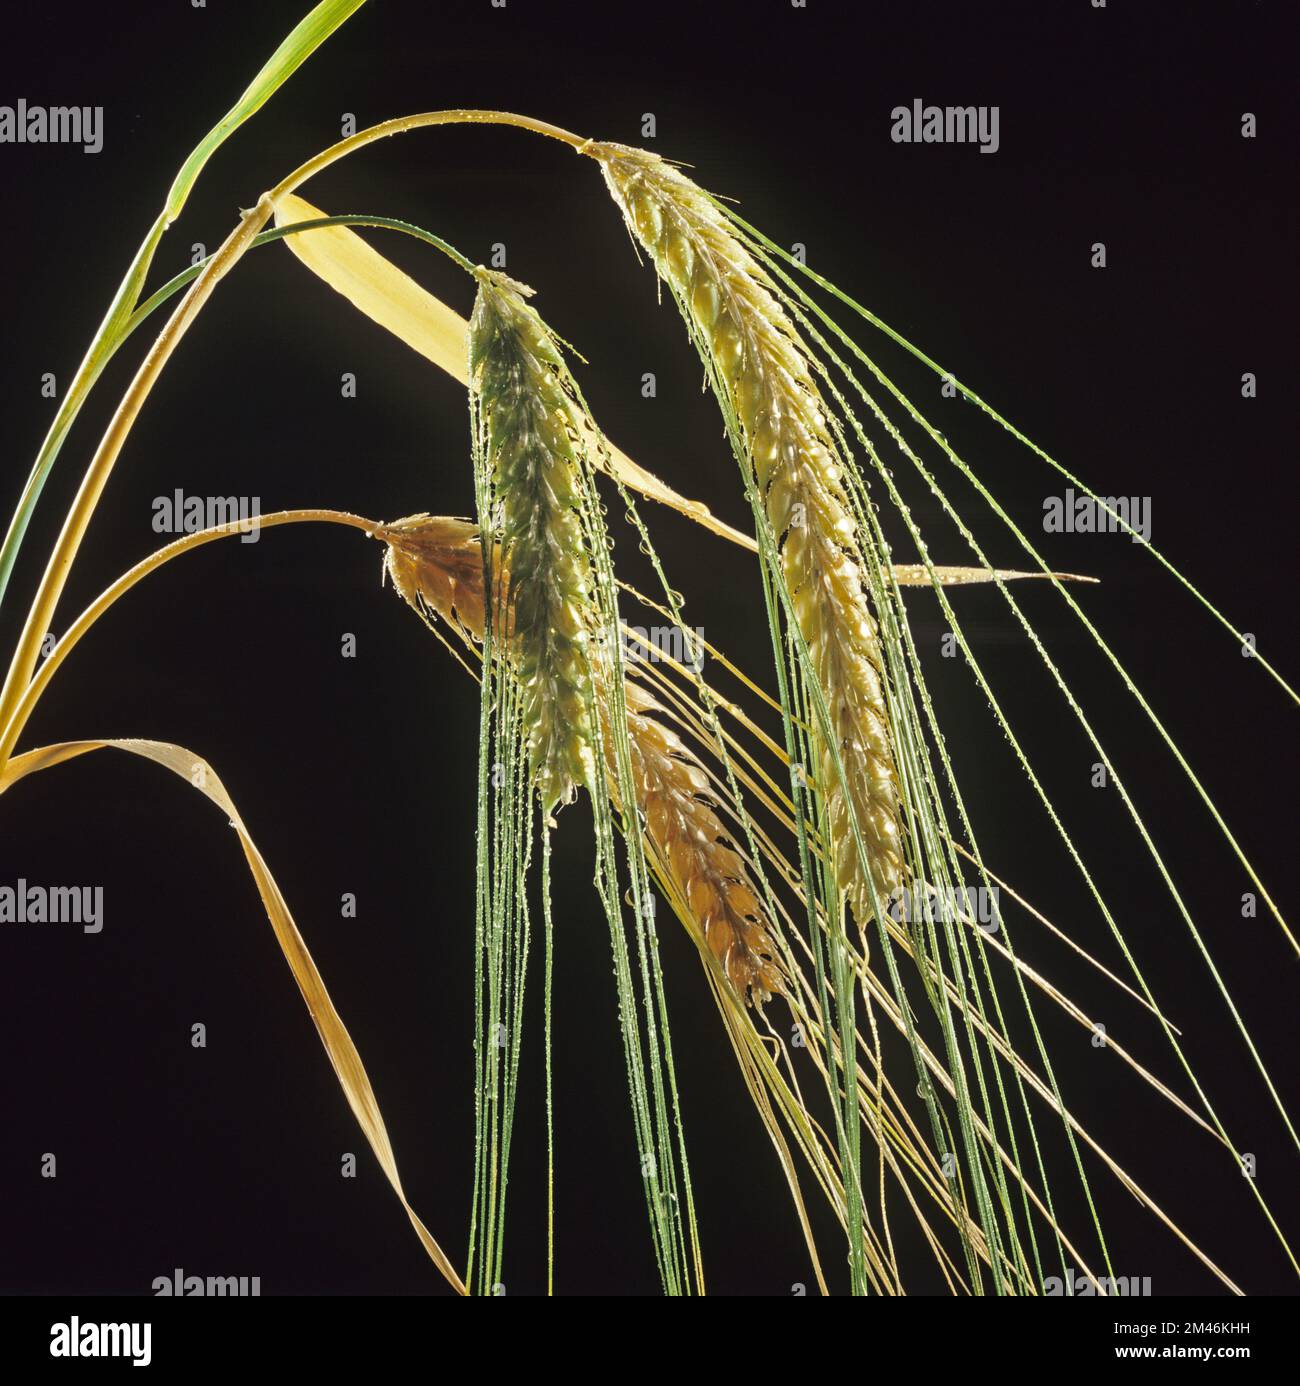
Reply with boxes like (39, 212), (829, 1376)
(593, 143), (904, 919)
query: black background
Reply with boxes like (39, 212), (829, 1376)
(0, 0), (1295, 1299)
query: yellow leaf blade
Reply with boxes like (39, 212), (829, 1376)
(274, 191), (757, 552)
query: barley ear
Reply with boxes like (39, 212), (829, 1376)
(591, 142), (905, 921)
(469, 270), (599, 813)
(619, 681), (784, 1004)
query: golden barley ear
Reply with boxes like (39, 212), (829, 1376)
(591, 141), (905, 924)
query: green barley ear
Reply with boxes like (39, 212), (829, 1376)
(465, 268), (701, 1294)
(469, 270), (599, 814)
(591, 142), (903, 923)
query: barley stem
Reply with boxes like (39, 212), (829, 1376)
(0, 510), (374, 763)
(0, 0), (367, 615)
(0, 107), (559, 775)
(0, 198), (275, 772)
(269, 110), (589, 207)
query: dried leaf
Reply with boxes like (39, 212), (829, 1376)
(0, 737), (466, 1296)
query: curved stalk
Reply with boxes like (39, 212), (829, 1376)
(0, 510), (374, 762)
(0, 209), (477, 775)
(268, 110), (590, 203)
(0, 198), (276, 770)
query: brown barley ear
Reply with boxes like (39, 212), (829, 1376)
(374, 514), (783, 1005)
(620, 680), (784, 1004)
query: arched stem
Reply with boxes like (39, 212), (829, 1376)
(0, 510), (376, 762)
(269, 109), (591, 202)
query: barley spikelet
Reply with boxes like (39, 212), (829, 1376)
(592, 142), (904, 921)
(469, 269), (598, 813)
(377, 516), (781, 1003)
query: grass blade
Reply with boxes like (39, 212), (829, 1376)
(0, 0), (369, 614)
